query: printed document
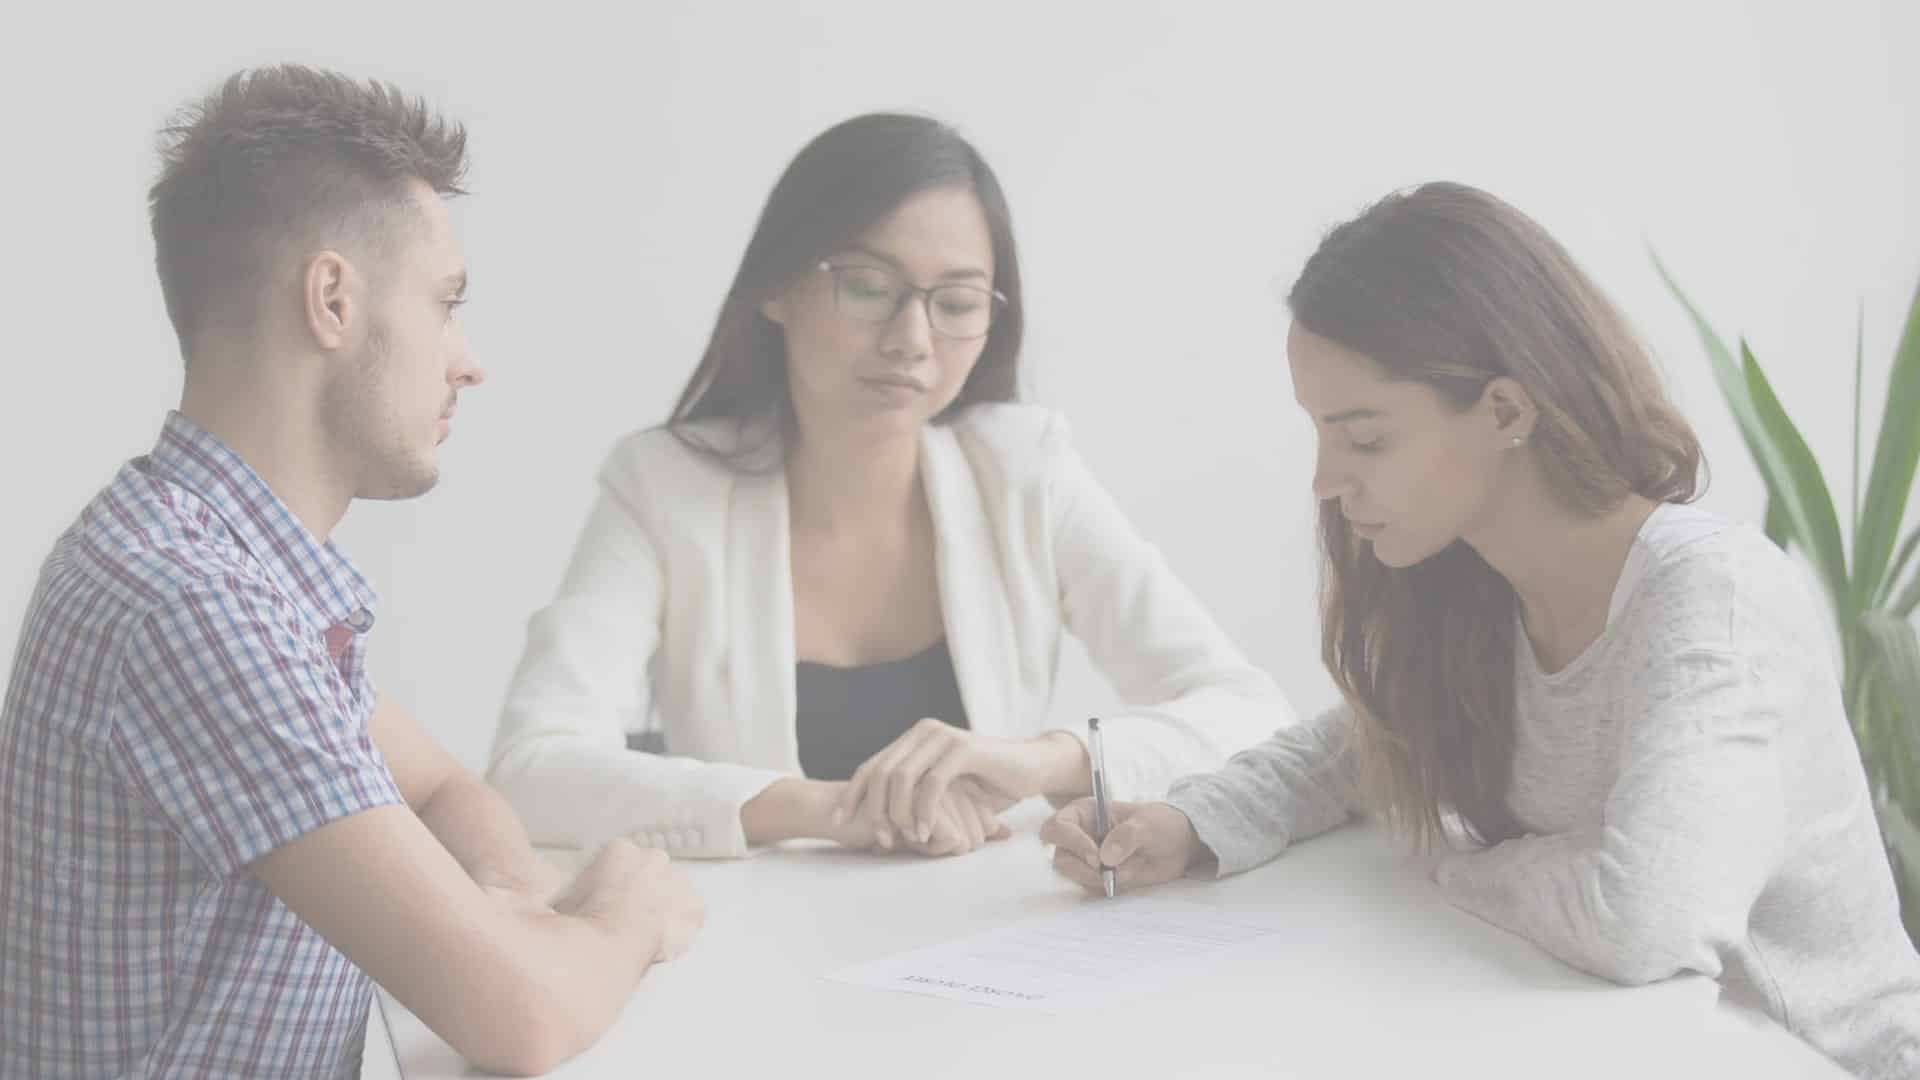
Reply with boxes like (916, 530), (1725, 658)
(825, 897), (1287, 1011)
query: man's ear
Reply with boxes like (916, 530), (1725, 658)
(302, 250), (357, 350)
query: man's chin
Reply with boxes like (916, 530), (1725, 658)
(357, 458), (440, 501)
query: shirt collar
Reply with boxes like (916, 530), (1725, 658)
(145, 410), (378, 630)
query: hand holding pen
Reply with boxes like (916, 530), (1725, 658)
(1038, 719), (1206, 896)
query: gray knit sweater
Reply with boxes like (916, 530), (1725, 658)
(1166, 504), (1920, 1078)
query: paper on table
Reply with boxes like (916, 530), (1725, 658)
(825, 896), (1288, 1012)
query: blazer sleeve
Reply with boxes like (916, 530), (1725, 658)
(486, 442), (783, 859)
(1042, 416), (1293, 800)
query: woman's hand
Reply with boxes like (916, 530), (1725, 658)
(743, 775), (1010, 856)
(903, 777), (1014, 856)
(1040, 798), (1202, 895)
(833, 721), (1090, 846)
(829, 776), (1011, 856)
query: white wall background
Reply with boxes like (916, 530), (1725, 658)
(4, 1), (1916, 772)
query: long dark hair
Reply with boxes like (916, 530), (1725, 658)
(667, 113), (1024, 470)
(1288, 182), (1704, 848)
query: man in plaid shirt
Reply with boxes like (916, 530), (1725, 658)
(0, 65), (704, 1078)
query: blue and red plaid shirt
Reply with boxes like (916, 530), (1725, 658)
(0, 411), (404, 1078)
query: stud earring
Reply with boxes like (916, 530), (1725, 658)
(1509, 435), (1525, 448)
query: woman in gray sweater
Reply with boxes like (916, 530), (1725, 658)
(1043, 182), (1920, 1079)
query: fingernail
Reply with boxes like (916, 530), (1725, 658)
(877, 830), (892, 850)
(917, 823), (931, 844)
(830, 807), (845, 828)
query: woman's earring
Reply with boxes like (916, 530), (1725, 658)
(1509, 434), (1525, 449)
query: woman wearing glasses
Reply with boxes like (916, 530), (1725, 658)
(487, 113), (1285, 860)
(1042, 183), (1920, 1078)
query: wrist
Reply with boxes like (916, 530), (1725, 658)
(625, 907), (671, 965)
(569, 898), (666, 971)
(740, 777), (833, 845)
(472, 858), (566, 906)
(481, 878), (560, 917)
(1162, 804), (1211, 874)
(1030, 730), (1092, 798)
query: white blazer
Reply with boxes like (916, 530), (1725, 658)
(487, 403), (1290, 857)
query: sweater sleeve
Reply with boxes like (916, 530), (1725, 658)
(1434, 648), (1784, 986)
(1163, 705), (1363, 876)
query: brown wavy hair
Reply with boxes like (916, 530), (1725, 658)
(1287, 182), (1704, 848)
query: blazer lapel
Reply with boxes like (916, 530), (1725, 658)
(920, 424), (1022, 737)
(727, 463), (800, 771)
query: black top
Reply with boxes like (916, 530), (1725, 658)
(794, 639), (970, 781)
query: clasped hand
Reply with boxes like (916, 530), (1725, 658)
(829, 720), (1087, 857)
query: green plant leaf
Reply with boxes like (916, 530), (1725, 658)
(1885, 526), (1920, 610)
(1653, 255), (1793, 525)
(1739, 342), (1852, 613)
(1850, 657), (1876, 745)
(1887, 799), (1920, 896)
(1860, 611), (1920, 761)
(1853, 282), (1920, 609)
(1897, 563), (1920, 619)
(1878, 775), (1920, 901)
(1763, 496), (1792, 551)
(1885, 800), (1920, 947)
(1853, 300), (1865, 538)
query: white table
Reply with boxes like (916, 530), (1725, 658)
(375, 805), (1846, 1079)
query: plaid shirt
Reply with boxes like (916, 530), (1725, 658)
(0, 412), (404, 1078)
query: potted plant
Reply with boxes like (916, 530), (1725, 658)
(1655, 260), (1920, 942)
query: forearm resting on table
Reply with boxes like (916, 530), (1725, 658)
(420, 772), (566, 901)
(480, 903), (662, 1071)
(1436, 828), (1749, 987)
(371, 693), (565, 901)
(740, 777), (834, 845)
(254, 806), (657, 1076)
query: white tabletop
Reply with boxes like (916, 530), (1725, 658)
(376, 805), (1845, 1079)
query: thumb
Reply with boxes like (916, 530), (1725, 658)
(1099, 818), (1150, 867)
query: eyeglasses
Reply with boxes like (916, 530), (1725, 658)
(816, 261), (1007, 340)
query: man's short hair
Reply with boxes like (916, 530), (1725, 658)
(148, 64), (469, 355)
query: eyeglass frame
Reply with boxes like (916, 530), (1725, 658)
(814, 260), (1009, 340)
